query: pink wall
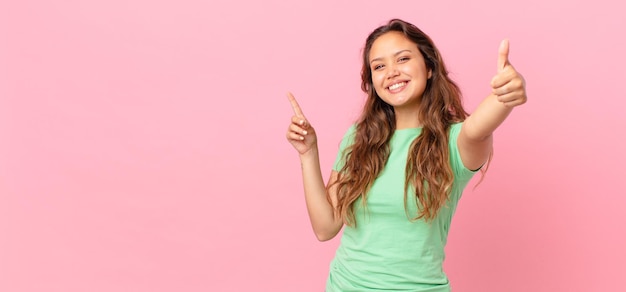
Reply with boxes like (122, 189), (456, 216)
(2, 0), (625, 291)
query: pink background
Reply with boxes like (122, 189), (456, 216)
(2, 0), (625, 291)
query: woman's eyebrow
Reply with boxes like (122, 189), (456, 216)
(370, 50), (412, 64)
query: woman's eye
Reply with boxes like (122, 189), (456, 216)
(373, 64), (384, 70)
(399, 57), (410, 62)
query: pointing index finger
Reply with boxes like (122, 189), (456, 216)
(287, 92), (305, 117)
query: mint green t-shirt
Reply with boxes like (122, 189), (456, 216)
(326, 123), (476, 292)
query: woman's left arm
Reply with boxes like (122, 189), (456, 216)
(458, 39), (527, 170)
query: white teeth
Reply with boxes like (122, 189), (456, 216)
(388, 82), (406, 90)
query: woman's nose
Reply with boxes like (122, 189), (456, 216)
(386, 65), (400, 78)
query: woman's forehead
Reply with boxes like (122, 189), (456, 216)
(369, 32), (419, 58)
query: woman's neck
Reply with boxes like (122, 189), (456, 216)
(394, 106), (421, 129)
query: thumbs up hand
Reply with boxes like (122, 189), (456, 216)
(491, 39), (527, 107)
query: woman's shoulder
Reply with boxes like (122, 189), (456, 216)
(448, 121), (464, 138)
(449, 121), (463, 131)
(340, 124), (358, 140)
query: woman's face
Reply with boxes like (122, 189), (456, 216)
(368, 31), (432, 111)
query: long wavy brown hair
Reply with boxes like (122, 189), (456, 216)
(332, 19), (470, 226)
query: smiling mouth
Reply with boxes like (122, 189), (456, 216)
(388, 81), (407, 91)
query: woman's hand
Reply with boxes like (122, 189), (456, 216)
(286, 92), (317, 156)
(491, 39), (527, 107)
(458, 40), (529, 170)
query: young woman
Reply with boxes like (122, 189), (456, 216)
(286, 19), (526, 291)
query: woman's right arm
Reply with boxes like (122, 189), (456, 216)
(286, 93), (343, 241)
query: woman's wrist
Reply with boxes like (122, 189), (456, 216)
(299, 145), (319, 162)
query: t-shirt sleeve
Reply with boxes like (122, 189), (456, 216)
(332, 125), (357, 172)
(448, 122), (478, 183)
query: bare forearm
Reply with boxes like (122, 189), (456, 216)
(299, 147), (341, 241)
(463, 39), (527, 142)
(285, 93), (342, 241)
(463, 94), (514, 141)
